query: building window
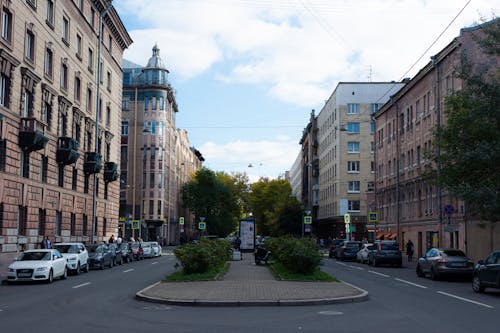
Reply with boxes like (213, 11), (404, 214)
(46, 0), (54, 27)
(370, 121), (375, 134)
(88, 48), (93, 72)
(72, 167), (77, 190)
(62, 16), (70, 45)
(58, 165), (64, 187)
(90, 7), (95, 28)
(347, 122), (360, 133)
(347, 142), (360, 153)
(348, 181), (360, 193)
(121, 121), (128, 136)
(370, 103), (382, 114)
(70, 213), (76, 236)
(86, 88), (92, 111)
(82, 214), (88, 236)
(74, 76), (81, 101)
(348, 200), (360, 212)
(76, 34), (82, 59)
(151, 121), (156, 135)
(371, 141), (375, 153)
(60, 62), (68, 90)
(106, 106), (111, 127)
(149, 200), (154, 215)
(0, 203), (3, 230)
(347, 103), (359, 114)
(157, 200), (162, 215)
(21, 151), (30, 178)
(25, 30), (35, 63)
(158, 173), (163, 188)
(27, 0), (37, 9)
(0, 138), (6, 172)
(44, 48), (53, 79)
(84, 174), (89, 194)
(104, 182), (108, 200)
(55, 211), (62, 236)
(18, 206), (28, 236)
(106, 71), (111, 91)
(78, 0), (84, 11)
(41, 155), (48, 183)
(0, 73), (11, 107)
(1, 7), (13, 44)
(347, 161), (360, 173)
(38, 208), (46, 236)
(102, 217), (107, 236)
(108, 35), (112, 54)
(150, 173), (155, 188)
(23, 89), (34, 117)
(367, 181), (375, 192)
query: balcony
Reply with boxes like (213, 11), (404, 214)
(56, 137), (79, 165)
(18, 117), (49, 152)
(104, 162), (118, 182)
(83, 152), (102, 174)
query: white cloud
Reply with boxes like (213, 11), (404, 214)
(198, 139), (300, 180)
(119, 0), (498, 106)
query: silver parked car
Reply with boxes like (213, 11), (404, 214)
(416, 248), (474, 280)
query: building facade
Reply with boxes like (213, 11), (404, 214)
(316, 82), (404, 240)
(374, 21), (499, 260)
(120, 46), (203, 244)
(0, 0), (132, 261)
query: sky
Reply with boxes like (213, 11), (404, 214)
(115, 0), (499, 182)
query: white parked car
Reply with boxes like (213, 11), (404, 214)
(53, 242), (89, 274)
(142, 242), (154, 258)
(7, 249), (67, 283)
(150, 241), (161, 257)
(356, 243), (375, 264)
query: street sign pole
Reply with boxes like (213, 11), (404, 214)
(344, 213), (351, 241)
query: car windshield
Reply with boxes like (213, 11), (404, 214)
(381, 243), (399, 251)
(346, 243), (360, 248)
(442, 250), (466, 257)
(18, 251), (51, 261)
(54, 244), (78, 253)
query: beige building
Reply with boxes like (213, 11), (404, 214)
(316, 82), (404, 240)
(120, 47), (203, 244)
(0, 0), (132, 260)
(374, 21), (499, 260)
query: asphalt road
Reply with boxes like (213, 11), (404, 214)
(1, 252), (499, 333)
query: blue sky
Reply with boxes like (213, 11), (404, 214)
(115, 0), (499, 182)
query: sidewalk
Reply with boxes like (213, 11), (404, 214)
(136, 253), (368, 307)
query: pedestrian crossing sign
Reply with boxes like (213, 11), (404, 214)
(132, 220), (140, 230)
(198, 222), (206, 230)
(368, 212), (378, 223)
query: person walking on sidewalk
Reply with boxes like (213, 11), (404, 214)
(406, 240), (414, 262)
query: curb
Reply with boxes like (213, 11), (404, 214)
(135, 281), (369, 307)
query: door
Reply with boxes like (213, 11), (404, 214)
(482, 252), (500, 286)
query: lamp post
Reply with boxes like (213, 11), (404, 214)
(91, 0), (113, 244)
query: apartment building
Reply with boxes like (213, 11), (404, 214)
(374, 20), (499, 260)
(316, 82), (404, 240)
(120, 46), (203, 244)
(0, 0), (132, 261)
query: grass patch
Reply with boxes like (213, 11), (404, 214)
(164, 262), (230, 282)
(269, 262), (339, 282)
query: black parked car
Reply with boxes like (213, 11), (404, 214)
(328, 239), (345, 258)
(369, 241), (402, 267)
(116, 243), (132, 263)
(335, 241), (362, 261)
(472, 250), (500, 293)
(108, 243), (123, 266)
(88, 244), (113, 270)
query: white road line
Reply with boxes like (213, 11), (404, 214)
(336, 262), (348, 266)
(368, 270), (390, 278)
(394, 278), (428, 289)
(151, 262), (159, 265)
(72, 282), (91, 289)
(437, 291), (494, 309)
(123, 268), (134, 273)
(347, 265), (364, 270)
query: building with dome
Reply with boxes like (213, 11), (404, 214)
(120, 45), (203, 244)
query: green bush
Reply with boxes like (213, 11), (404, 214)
(265, 237), (321, 275)
(174, 239), (231, 274)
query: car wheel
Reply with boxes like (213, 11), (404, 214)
(430, 267), (439, 280)
(416, 264), (424, 277)
(75, 263), (81, 275)
(472, 275), (485, 293)
(61, 267), (68, 280)
(46, 270), (54, 284)
(84, 262), (89, 273)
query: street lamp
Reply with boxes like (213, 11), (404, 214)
(91, 0), (113, 244)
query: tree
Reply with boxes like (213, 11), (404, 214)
(249, 178), (302, 236)
(434, 18), (500, 221)
(181, 168), (236, 236)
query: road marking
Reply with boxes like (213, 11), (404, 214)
(123, 268), (134, 273)
(151, 262), (159, 265)
(394, 278), (427, 289)
(335, 262), (348, 266)
(347, 265), (364, 270)
(437, 291), (494, 309)
(72, 282), (91, 289)
(318, 311), (343, 315)
(368, 270), (390, 278)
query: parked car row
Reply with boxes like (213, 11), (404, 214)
(329, 239), (403, 267)
(5, 241), (162, 284)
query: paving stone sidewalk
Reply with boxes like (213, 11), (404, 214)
(136, 253), (368, 306)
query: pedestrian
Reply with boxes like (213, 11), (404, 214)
(40, 236), (52, 249)
(108, 234), (115, 244)
(234, 236), (241, 250)
(406, 240), (414, 262)
(116, 235), (122, 244)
